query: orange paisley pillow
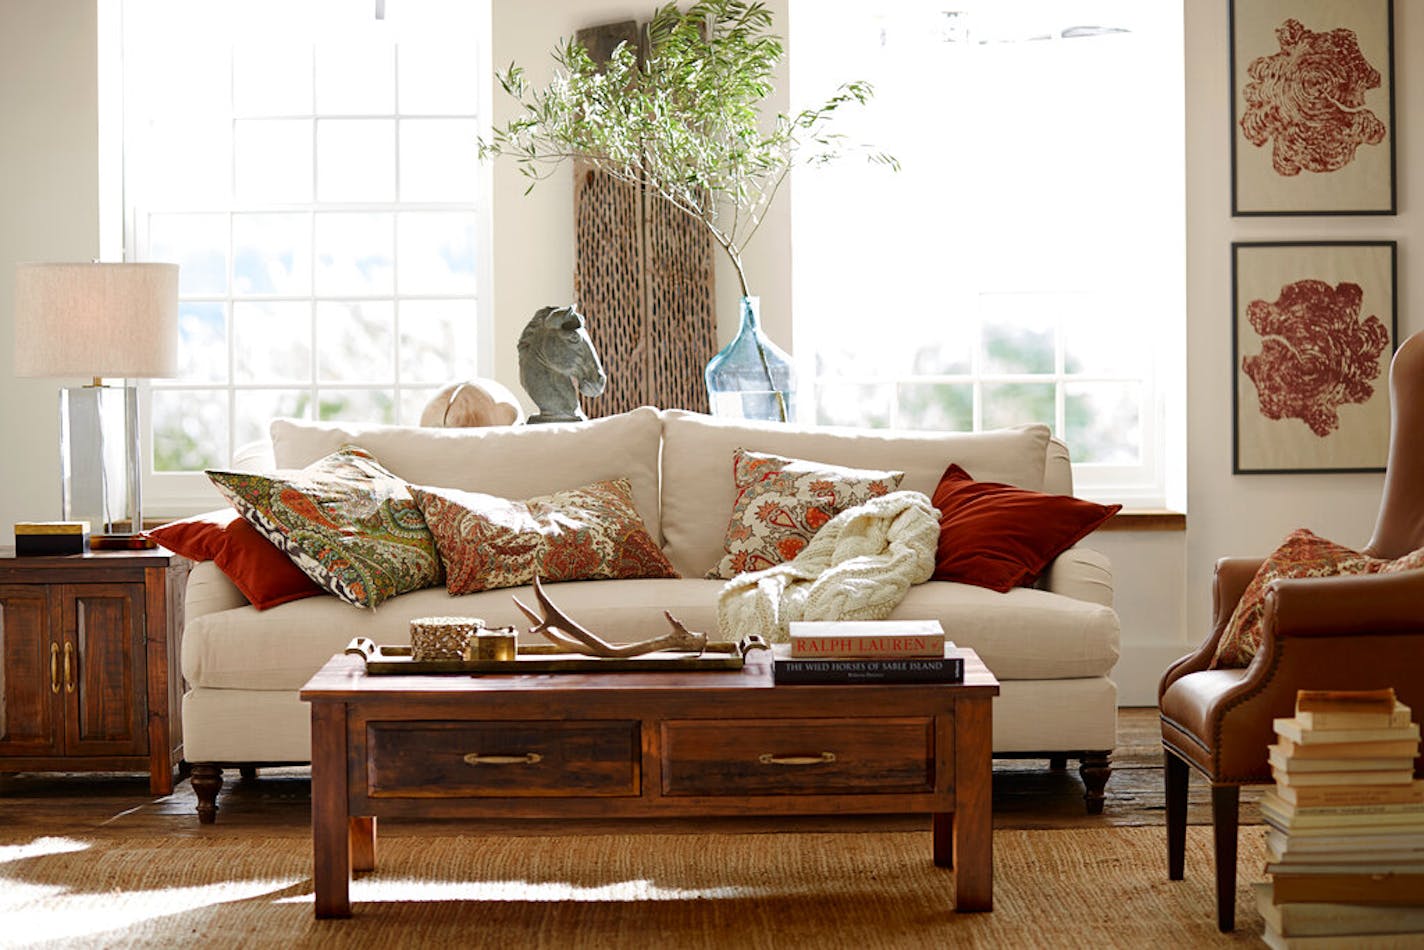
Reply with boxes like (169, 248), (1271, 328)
(411, 479), (678, 595)
(707, 449), (904, 579)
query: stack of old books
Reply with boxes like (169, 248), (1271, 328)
(1256, 688), (1424, 948)
(771, 620), (963, 685)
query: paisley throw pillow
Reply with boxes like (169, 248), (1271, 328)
(1210, 528), (1387, 668)
(206, 445), (442, 608)
(707, 449), (904, 579)
(410, 479), (679, 594)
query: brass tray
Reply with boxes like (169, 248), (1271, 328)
(344, 635), (770, 675)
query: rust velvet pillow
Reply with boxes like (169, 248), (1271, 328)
(146, 509), (323, 610)
(930, 464), (1121, 593)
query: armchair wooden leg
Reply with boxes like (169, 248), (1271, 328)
(191, 764), (223, 825)
(1164, 750), (1187, 881)
(1211, 784), (1240, 933)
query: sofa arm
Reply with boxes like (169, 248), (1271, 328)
(1042, 546), (1113, 608)
(185, 560), (250, 620)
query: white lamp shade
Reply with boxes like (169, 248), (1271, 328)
(14, 262), (180, 378)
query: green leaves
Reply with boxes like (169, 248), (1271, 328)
(480, 0), (891, 296)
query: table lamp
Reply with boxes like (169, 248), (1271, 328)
(13, 262), (179, 544)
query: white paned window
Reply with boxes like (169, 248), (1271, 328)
(790, 1), (1184, 506)
(115, 0), (491, 513)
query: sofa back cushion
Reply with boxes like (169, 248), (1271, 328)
(659, 410), (1051, 577)
(270, 407), (664, 542)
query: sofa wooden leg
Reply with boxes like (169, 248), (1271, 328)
(191, 764), (223, 825)
(1165, 750), (1188, 881)
(1211, 784), (1240, 932)
(1079, 751), (1111, 814)
(1048, 755), (1067, 770)
(240, 766), (258, 780)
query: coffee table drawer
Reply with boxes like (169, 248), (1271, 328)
(661, 717), (935, 796)
(365, 720), (639, 798)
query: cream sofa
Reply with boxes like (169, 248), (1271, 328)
(179, 407), (1120, 821)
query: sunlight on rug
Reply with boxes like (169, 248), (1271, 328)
(0, 826), (1270, 949)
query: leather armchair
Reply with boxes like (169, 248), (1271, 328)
(1159, 330), (1424, 932)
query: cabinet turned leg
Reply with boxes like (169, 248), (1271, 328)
(191, 765), (223, 824)
(1079, 752), (1111, 815)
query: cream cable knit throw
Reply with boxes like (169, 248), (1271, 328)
(716, 489), (940, 642)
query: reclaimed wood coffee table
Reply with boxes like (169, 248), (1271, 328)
(300, 646), (999, 918)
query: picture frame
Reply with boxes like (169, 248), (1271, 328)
(1232, 241), (1396, 474)
(1230, 0), (1395, 216)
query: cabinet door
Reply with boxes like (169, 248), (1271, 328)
(58, 584), (148, 756)
(0, 585), (62, 755)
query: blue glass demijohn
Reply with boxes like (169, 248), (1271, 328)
(704, 296), (797, 422)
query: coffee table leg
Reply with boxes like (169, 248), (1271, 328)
(351, 816), (377, 873)
(952, 697), (993, 912)
(311, 702), (352, 918)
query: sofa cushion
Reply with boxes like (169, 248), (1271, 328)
(269, 407), (664, 547)
(708, 449), (904, 578)
(411, 479), (678, 594)
(659, 410), (1052, 577)
(147, 508), (323, 610)
(181, 577), (1117, 691)
(181, 578), (733, 690)
(931, 463), (1121, 592)
(207, 446), (441, 608)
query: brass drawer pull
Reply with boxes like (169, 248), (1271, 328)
(50, 643), (61, 694)
(63, 642), (76, 693)
(759, 752), (836, 766)
(463, 752), (543, 766)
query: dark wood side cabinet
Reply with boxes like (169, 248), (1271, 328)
(0, 548), (190, 794)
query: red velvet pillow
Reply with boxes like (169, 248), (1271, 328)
(146, 509), (323, 610)
(931, 464), (1121, 592)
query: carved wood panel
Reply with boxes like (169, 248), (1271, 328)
(573, 20), (716, 416)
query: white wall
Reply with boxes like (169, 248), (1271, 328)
(1, 1), (1417, 707)
(0, 0), (100, 534)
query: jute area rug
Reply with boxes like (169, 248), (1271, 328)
(0, 826), (1268, 949)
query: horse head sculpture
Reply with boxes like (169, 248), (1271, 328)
(517, 305), (607, 424)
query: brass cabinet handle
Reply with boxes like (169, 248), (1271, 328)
(759, 752), (836, 766)
(63, 642), (75, 693)
(463, 752), (543, 766)
(50, 643), (61, 694)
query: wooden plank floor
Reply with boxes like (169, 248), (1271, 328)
(0, 708), (1262, 839)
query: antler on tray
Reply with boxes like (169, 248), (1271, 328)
(511, 577), (708, 658)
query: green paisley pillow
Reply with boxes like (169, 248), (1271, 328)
(206, 445), (441, 608)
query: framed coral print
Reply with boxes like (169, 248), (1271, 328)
(1233, 241), (1396, 473)
(1230, 0), (1395, 215)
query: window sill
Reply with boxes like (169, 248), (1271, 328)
(1098, 509), (1185, 532)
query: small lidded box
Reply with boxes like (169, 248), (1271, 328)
(409, 616), (485, 661)
(14, 521), (90, 556)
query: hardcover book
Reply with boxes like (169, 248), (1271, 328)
(1266, 828), (1424, 856)
(1268, 744), (1415, 773)
(771, 645), (964, 685)
(1261, 792), (1424, 821)
(1268, 871), (1424, 906)
(1270, 766), (1416, 787)
(1273, 718), (1421, 746)
(1274, 779), (1424, 808)
(1277, 738), (1422, 760)
(787, 620), (946, 658)
(1254, 882), (1424, 938)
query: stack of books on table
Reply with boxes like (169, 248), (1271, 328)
(1256, 688), (1424, 949)
(771, 620), (963, 685)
